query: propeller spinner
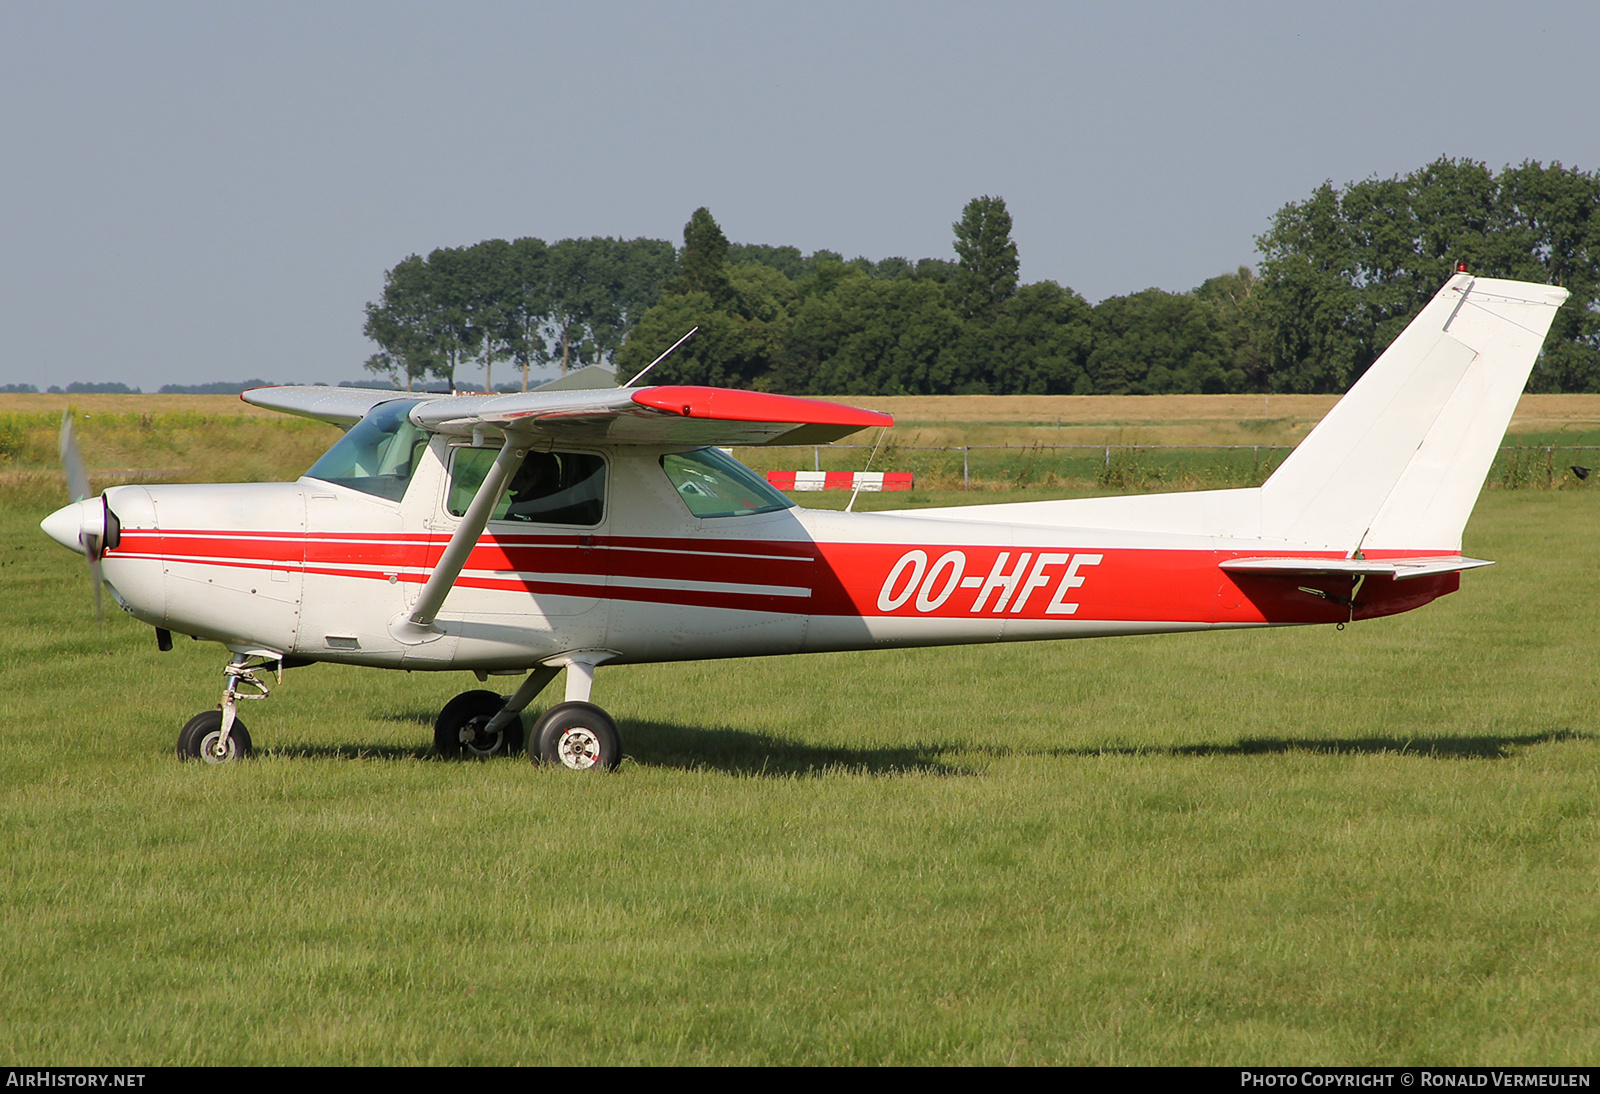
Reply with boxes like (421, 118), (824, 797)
(40, 412), (115, 619)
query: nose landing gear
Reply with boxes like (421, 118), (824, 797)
(176, 653), (278, 763)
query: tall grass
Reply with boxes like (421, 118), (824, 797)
(0, 409), (338, 492)
(2, 482), (1599, 1063)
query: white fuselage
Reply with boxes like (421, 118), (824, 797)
(90, 435), (1456, 674)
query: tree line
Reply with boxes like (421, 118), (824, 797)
(363, 237), (675, 392)
(364, 158), (1600, 396)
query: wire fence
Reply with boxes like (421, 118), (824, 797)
(731, 443), (1600, 491)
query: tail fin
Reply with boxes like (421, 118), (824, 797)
(1259, 274), (1569, 552)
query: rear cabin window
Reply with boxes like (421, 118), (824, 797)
(661, 448), (794, 518)
(448, 449), (606, 526)
(303, 400), (427, 502)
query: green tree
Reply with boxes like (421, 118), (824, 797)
(465, 239), (512, 392)
(797, 272), (965, 395)
(952, 195), (1019, 319)
(1256, 158), (1600, 392)
(546, 237), (677, 374)
(419, 246), (484, 390)
(1498, 161), (1600, 391)
(492, 236), (552, 391)
(987, 281), (1095, 394)
(726, 243), (806, 280)
(618, 291), (769, 388)
(363, 254), (439, 391)
(1194, 266), (1266, 388)
(1087, 289), (1245, 395)
(663, 207), (734, 307)
(617, 210), (803, 387)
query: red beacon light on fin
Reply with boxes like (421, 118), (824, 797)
(1457, 261), (1469, 272)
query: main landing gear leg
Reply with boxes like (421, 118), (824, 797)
(495, 665), (561, 729)
(177, 653), (276, 763)
(434, 665), (562, 758)
(529, 657), (622, 772)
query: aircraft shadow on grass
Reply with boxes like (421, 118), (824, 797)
(255, 712), (1589, 770)
(601, 719), (975, 777)
(247, 709), (975, 775)
(1050, 728), (1593, 761)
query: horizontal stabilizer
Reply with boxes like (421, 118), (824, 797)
(1220, 555), (1494, 581)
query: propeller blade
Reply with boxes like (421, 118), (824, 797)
(58, 412), (104, 620)
(88, 555), (104, 620)
(60, 412), (91, 502)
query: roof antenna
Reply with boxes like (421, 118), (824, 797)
(845, 427), (890, 513)
(623, 327), (698, 388)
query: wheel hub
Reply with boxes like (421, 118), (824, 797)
(461, 716), (501, 754)
(556, 727), (601, 769)
(200, 731), (235, 764)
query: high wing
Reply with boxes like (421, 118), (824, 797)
(244, 384), (891, 446)
(240, 385), (436, 426)
(239, 380), (892, 652)
(414, 385), (890, 446)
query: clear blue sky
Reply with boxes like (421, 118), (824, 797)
(2, 0), (1594, 391)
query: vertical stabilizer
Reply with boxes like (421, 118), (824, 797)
(1259, 275), (1568, 551)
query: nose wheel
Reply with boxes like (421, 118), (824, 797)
(177, 710), (254, 763)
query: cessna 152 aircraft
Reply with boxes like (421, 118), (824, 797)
(41, 273), (1568, 770)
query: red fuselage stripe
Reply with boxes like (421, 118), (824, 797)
(109, 531), (1459, 624)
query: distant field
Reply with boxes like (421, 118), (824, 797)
(0, 392), (287, 417)
(3, 487), (1598, 1064)
(7, 390), (1600, 439)
(845, 392), (1600, 450)
(6, 392), (1600, 500)
(5, 388), (1599, 1062)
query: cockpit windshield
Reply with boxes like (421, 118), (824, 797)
(303, 400), (427, 501)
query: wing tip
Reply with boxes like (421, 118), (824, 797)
(631, 386), (893, 430)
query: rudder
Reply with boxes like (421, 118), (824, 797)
(1258, 274), (1569, 552)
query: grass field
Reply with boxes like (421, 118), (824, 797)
(3, 452), (1599, 1062)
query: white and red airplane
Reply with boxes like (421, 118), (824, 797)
(41, 273), (1568, 769)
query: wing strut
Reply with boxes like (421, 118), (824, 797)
(390, 436), (529, 645)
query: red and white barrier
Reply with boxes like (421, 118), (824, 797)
(767, 471), (914, 492)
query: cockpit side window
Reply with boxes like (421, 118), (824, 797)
(661, 448), (794, 518)
(303, 400), (427, 502)
(447, 448), (606, 526)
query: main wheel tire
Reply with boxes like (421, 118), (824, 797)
(532, 702), (622, 771)
(434, 689), (524, 758)
(176, 710), (253, 763)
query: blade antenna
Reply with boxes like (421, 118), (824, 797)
(845, 426), (890, 513)
(623, 327), (698, 388)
